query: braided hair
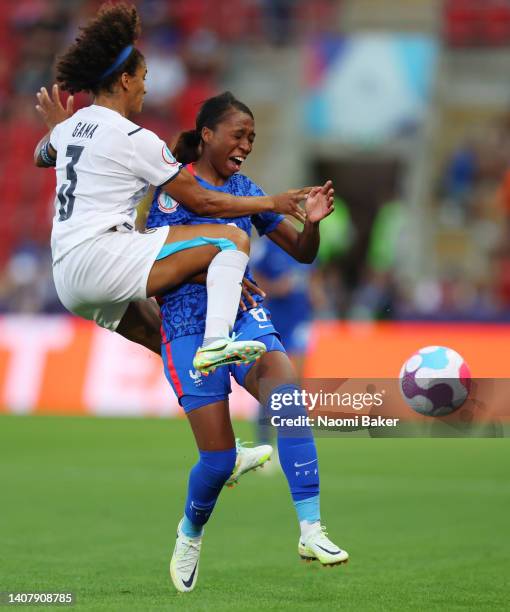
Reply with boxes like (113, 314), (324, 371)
(173, 92), (254, 165)
(56, 2), (144, 95)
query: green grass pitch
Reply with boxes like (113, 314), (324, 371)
(0, 415), (509, 611)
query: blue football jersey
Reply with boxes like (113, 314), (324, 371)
(146, 165), (284, 341)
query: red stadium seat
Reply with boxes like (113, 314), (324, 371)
(444, 0), (510, 47)
(483, 2), (510, 46)
(444, 0), (481, 47)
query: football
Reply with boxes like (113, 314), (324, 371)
(399, 346), (471, 416)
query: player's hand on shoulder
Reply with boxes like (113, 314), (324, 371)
(304, 180), (335, 224)
(35, 84), (74, 131)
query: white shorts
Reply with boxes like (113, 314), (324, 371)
(53, 226), (169, 331)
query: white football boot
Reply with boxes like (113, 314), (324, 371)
(298, 524), (349, 566)
(193, 334), (266, 375)
(169, 519), (203, 593)
(225, 439), (273, 487)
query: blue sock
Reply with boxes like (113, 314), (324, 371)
(295, 495), (321, 523)
(181, 515), (203, 538)
(182, 447), (236, 537)
(270, 384), (321, 517)
(278, 435), (320, 502)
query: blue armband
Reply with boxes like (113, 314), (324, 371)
(40, 141), (56, 167)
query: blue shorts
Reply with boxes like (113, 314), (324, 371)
(161, 307), (285, 412)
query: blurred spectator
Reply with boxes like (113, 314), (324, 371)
(173, 29), (224, 129)
(262, 0), (296, 46)
(440, 140), (477, 221)
(347, 198), (407, 320)
(251, 234), (314, 375)
(143, 47), (186, 110)
(433, 111), (510, 318)
(0, 243), (62, 314)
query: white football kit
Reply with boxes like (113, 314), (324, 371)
(49, 105), (180, 330)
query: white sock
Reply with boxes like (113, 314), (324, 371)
(203, 250), (249, 342)
(300, 520), (321, 539)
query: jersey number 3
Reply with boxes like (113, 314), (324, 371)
(57, 145), (84, 221)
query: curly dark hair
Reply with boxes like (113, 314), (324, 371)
(56, 2), (144, 95)
(173, 92), (254, 165)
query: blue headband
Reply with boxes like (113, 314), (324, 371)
(99, 45), (134, 80)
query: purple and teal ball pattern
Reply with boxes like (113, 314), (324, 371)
(399, 346), (471, 417)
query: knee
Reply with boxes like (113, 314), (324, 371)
(223, 225), (250, 255)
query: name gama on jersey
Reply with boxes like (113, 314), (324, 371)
(49, 105), (181, 263)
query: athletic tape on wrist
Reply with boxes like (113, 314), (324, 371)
(40, 141), (56, 167)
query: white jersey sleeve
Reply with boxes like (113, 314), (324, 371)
(128, 129), (181, 187)
(49, 123), (61, 151)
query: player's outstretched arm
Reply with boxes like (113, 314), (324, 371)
(163, 167), (308, 223)
(266, 180), (335, 263)
(33, 84), (74, 167)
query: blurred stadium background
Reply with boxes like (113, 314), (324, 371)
(3, 0), (510, 411)
(1, 3), (510, 609)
